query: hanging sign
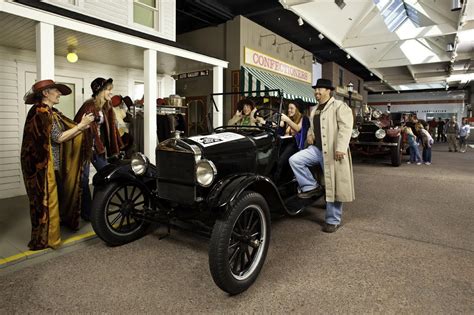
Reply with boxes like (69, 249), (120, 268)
(244, 47), (312, 84)
(174, 70), (209, 80)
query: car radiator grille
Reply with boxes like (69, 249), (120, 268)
(157, 150), (196, 204)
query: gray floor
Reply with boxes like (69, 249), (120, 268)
(0, 143), (473, 313)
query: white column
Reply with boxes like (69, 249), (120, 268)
(144, 49), (157, 164)
(212, 66), (224, 128)
(35, 22), (55, 80)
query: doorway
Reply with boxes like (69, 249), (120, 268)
(24, 72), (84, 120)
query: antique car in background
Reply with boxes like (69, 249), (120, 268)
(350, 105), (403, 166)
(89, 90), (317, 295)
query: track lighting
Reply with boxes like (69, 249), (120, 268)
(446, 43), (454, 52)
(346, 54), (351, 59)
(370, 72), (374, 76)
(297, 16), (304, 26)
(318, 33), (324, 40)
(451, 0), (462, 11)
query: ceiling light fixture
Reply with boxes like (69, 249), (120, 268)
(66, 47), (78, 63)
(297, 16), (304, 26)
(335, 0), (346, 10)
(446, 43), (454, 52)
(451, 0), (462, 11)
(370, 72), (374, 76)
(346, 53), (351, 59)
(318, 33), (324, 40)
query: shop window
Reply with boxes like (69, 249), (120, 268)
(133, 0), (159, 30)
(339, 68), (344, 87)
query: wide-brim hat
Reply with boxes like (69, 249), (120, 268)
(312, 78), (335, 90)
(23, 79), (72, 104)
(111, 95), (123, 107)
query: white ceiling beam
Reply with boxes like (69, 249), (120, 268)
(370, 52), (471, 68)
(344, 4), (378, 39)
(407, 65), (417, 82)
(374, 41), (400, 62)
(343, 23), (457, 48)
(405, 0), (458, 26)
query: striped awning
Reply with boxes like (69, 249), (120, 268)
(241, 66), (316, 103)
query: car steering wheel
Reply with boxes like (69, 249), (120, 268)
(254, 107), (281, 127)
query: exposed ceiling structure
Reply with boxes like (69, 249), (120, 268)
(176, 0), (473, 93)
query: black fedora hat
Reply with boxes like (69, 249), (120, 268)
(312, 78), (335, 90)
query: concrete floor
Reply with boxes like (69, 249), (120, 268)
(0, 143), (473, 313)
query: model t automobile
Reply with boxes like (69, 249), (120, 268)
(90, 90), (316, 295)
(350, 105), (403, 166)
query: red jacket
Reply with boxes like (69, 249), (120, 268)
(75, 99), (123, 160)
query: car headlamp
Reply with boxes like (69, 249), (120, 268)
(372, 110), (382, 119)
(131, 152), (149, 175)
(196, 159), (217, 187)
(375, 128), (386, 139)
(351, 129), (360, 138)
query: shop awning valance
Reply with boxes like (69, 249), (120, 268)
(241, 66), (316, 104)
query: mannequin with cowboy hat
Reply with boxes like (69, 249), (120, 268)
(274, 98), (310, 183)
(289, 78), (355, 233)
(74, 77), (124, 221)
(21, 79), (94, 250)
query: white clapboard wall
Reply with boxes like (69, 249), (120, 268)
(0, 45), (174, 200)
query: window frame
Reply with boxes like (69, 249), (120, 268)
(130, 0), (161, 32)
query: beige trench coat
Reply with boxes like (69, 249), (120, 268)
(308, 97), (355, 202)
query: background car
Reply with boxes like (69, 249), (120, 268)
(350, 107), (403, 166)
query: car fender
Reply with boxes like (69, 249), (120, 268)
(92, 162), (157, 188)
(207, 174), (286, 217)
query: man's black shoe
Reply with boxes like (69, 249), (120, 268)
(298, 186), (324, 199)
(322, 223), (341, 233)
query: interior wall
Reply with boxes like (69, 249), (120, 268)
(0, 45), (168, 200)
(368, 90), (466, 122)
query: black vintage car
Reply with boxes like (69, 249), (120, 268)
(350, 107), (403, 166)
(90, 91), (317, 295)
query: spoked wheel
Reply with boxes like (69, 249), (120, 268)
(91, 181), (151, 246)
(209, 191), (270, 295)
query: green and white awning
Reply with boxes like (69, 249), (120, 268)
(241, 66), (316, 103)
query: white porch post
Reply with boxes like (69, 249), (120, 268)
(144, 49), (157, 164)
(35, 22), (55, 80)
(212, 66), (224, 128)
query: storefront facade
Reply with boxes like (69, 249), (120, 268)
(0, 0), (227, 199)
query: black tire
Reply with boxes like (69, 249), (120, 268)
(391, 136), (402, 167)
(91, 181), (151, 246)
(209, 191), (270, 295)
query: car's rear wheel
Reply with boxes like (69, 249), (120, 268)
(390, 136), (402, 166)
(91, 181), (151, 246)
(209, 191), (270, 295)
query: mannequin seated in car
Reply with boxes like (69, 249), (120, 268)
(228, 98), (264, 126)
(274, 99), (310, 183)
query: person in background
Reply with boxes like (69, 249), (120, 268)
(445, 116), (459, 152)
(228, 98), (259, 126)
(428, 118), (437, 140)
(289, 79), (355, 233)
(459, 118), (470, 153)
(21, 79), (94, 250)
(405, 127), (422, 165)
(417, 124), (434, 165)
(274, 98), (310, 182)
(437, 117), (446, 143)
(75, 77), (123, 221)
(111, 95), (134, 157)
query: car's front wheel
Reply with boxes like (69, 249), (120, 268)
(91, 181), (151, 246)
(209, 191), (270, 295)
(390, 136), (402, 166)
